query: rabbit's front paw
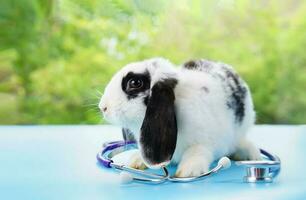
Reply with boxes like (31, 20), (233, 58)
(175, 145), (212, 178)
(128, 151), (148, 170)
(231, 139), (261, 161)
(175, 157), (209, 178)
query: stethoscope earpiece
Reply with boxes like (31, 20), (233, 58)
(119, 171), (134, 184)
(97, 141), (281, 184)
(218, 156), (231, 169)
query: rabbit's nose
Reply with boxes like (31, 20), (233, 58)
(102, 106), (107, 112)
(99, 104), (108, 113)
(98, 100), (108, 113)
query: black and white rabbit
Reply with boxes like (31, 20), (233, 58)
(99, 58), (260, 177)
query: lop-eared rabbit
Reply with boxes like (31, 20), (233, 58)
(99, 58), (260, 177)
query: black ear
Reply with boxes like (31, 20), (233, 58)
(139, 78), (178, 168)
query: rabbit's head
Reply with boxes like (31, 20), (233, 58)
(99, 58), (178, 168)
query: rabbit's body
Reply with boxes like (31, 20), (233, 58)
(171, 61), (256, 163)
(99, 58), (260, 177)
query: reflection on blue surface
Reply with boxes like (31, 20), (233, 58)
(0, 125), (306, 200)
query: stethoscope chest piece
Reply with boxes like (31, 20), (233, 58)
(244, 167), (273, 183)
(235, 149), (281, 183)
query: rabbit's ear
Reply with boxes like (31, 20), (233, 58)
(139, 78), (178, 168)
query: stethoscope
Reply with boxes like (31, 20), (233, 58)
(97, 139), (281, 184)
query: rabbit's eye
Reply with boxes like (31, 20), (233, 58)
(128, 78), (143, 90)
(122, 71), (151, 98)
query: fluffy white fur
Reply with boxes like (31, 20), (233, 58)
(99, 58), (261, 177)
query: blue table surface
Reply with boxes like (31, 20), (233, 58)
(0, 125), (306, 200)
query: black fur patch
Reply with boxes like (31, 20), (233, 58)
(183, 59), (214, 72)
(183, 60), (198, 69)
(224, 69), (246, 123)
(140, 78), (178, 166)
(202, 86), (210, 93)
(121, 71), (151, 100)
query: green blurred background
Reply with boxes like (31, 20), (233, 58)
(0, 0), (305, 125)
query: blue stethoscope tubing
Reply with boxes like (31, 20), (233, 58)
(97, 140), (281, 184)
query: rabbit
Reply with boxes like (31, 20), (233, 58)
(99, 57), (261, 177)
